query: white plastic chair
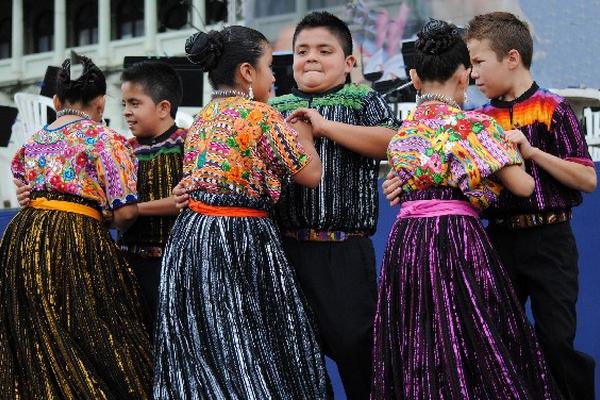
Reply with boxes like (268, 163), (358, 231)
(13, 92), (55, 136)
(175, 110), (194, 129)
(583, 107), (600, 161)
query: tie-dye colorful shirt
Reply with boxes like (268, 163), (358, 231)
(388, 103), (522, 210)
(11, 119), (138, 211)
(180, 97), (310, 209)
(478, 83), (593, 216)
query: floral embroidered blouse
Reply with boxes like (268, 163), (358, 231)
(388, 103), (523, 210)
(11, 119), (138, 210)
(180, 97), (311, 207)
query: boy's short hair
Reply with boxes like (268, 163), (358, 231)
(465, 12), (533, 69)
(292, 11), (353, 57)
(121, 61), (183, 118)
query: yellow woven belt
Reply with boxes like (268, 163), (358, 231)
(30, 197), (102, 221)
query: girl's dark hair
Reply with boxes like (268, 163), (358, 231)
(55, 56), (107, 105)
(414, 19), (471, 82)
(185, 26), (269, 88)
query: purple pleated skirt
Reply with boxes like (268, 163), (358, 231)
(371, 189), (561, 400)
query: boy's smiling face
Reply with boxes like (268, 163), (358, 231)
(121, 81), (166, 138)
(293, 27), (355, 94)
(467, 38), (513, 100)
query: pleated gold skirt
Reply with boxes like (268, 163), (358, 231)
(0, 193), (153, 399)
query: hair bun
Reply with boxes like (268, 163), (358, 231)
(58, 58), (72, 84)
(185, 31), (224, 71)
(415, 19), (460, 55)
(58, 55), (99, 91)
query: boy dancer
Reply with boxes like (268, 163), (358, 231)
(118, 61), (186, 333)
(465, 12), (597, 400)
(270, 11), (400, 399)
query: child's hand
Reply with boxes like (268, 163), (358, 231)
(172, 180), (190, 211)
(13, 178), (31, 207)
(286, 108), (329, 137)
(102, 209), (115, 229)
(382, 171), (402, 207)
(505, 129), (537, 159)
(289, 119), (314, 141)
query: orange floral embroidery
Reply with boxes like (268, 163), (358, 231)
(227, 164), (243, 183)
(247, 109), (263, 125)
(236, 131), (251, 150)
(183, 98), (309, 203)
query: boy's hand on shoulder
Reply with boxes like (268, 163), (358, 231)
(102, 209), (115, 229)
(505, 129), (538, 159)
(382, 171), (402, 207)
(13, 178), (31, 207)
(173, 180), (190, 210)
(287, 108), (330, 138)
(289, 119), (314, 141)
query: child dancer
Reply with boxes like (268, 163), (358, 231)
(154, 26), (328, 399)
(467, 12), (597, 400)
(0, 57), (152, 399)
(373, 19), (561, 400)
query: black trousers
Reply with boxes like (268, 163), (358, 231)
(487, 221), (596, 400)
(283, 236), (377, 400)
(124, 253), (162, 337)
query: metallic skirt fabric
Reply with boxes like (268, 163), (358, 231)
(154, 208), (328, 399)
(0, 200), (153, 399)
(372, 192), (561, 399)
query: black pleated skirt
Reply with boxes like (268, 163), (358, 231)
(0, 195), (153, 399)
(154, 206), (328, 399)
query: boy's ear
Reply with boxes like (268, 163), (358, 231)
(409, 69), (422, 90)
(344, 54), (356, 73)
(506, 49), (521, 70)
(157, 100), (172, 119)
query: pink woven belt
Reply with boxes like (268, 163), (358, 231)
(398, 200), (479, 218)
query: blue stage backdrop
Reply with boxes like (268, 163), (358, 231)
(1, 164), (599, 399)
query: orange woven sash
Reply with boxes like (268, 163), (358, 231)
(30, 197), (102, 221)
(188, 199), (268, 217)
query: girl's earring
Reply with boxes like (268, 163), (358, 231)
(248, 85), (254, 100)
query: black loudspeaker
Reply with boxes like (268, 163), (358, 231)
(123, 56), (204, 107)
(40, 66), (59, 123)
(272, 52), (295, 97)
(0, 106), (19, 147)
(400, 40), (417, 77)
(40, 66), (60, 98)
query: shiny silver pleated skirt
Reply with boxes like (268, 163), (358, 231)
(154, 205), (328, 399)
